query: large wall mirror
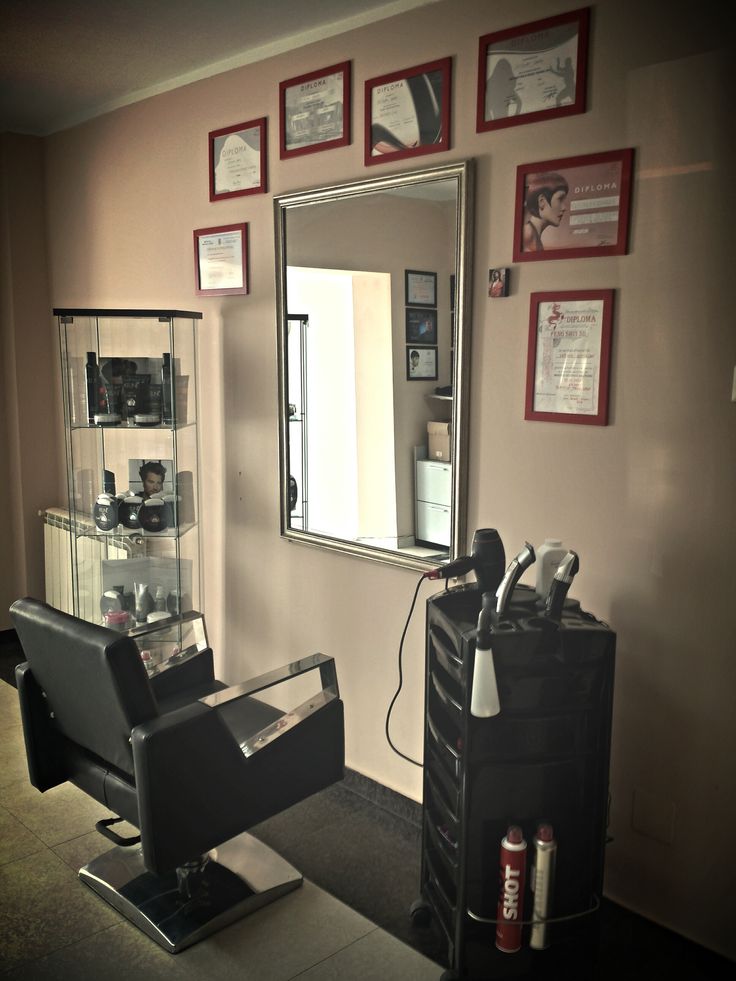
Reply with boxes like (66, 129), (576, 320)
(275, 159), (474, 572)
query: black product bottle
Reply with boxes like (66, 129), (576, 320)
(161, 353), (173, 425)
(85, 352), (99, 425)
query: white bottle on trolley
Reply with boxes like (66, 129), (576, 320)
(535, 539), (567, 599)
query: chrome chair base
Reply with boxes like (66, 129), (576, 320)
(79, 831), (302, 953)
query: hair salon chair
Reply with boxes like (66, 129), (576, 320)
(10, 597), (344, 953)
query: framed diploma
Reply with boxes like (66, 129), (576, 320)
(193, 223), (248, 296)
(209, 118), (266, 201)
(406, 346), (438, 381)
(365, 57), (451, 166)
(525, 290), (614, 426)
(513, 148), (634, 262)
(405, 269), (437, 307)
(476, 7), (589, 133)
(280, 61), (351, 159)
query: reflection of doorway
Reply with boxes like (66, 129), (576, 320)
(287, 267), (396, 544)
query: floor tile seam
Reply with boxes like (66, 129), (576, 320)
(0, 840), (66, 879)
(0, 803), (48, 867)
(289, 924), (383, 978)
(0, 919), (124, 976)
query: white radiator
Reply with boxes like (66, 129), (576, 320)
(42, 508), (127, 621)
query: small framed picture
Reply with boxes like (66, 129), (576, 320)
(365, 57), (451, 166)
(128, 458), (175, 498)
(406, 308), (438, 345)
(405, 269), (437, 307)
(208, 118), (267, 201)
(514, 148), (634, 262)
(280, 61), (351, 159)
(406, 346), (438, 381)
(193, 223), (248, 296)
(525, 290), (614, 425)
(489, 267), (509, 298)
(477, 8), (590, 133)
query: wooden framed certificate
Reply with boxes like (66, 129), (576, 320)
(365, 57), (451, 166)
(209, 118), (266, 201)
(193, 223), (248, 296)
(280, 62), (351, 159)
(525, 290), (614, 425)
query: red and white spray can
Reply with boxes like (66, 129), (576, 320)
(495, 825), (527, 953)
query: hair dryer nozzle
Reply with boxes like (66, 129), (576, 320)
(426, 554), (475, 580)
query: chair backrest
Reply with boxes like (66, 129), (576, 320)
(10, 597), (159, 776)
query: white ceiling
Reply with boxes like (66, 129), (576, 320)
(0, 0), (439, 136)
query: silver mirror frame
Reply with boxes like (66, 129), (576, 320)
(275, 159), (474, 572)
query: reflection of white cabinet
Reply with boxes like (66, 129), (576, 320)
(415, 454), (451, 547)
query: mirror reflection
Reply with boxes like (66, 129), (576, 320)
(275, 161), (473, 571)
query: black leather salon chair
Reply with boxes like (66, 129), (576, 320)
(10, 597), (344, 953)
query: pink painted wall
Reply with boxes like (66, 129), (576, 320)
(2, 0), (734, 958)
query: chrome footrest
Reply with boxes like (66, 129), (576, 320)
(79, 831), (302, 953)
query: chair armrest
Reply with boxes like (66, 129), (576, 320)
(199, 652), (339, 707)
(199, 653), (340, 759)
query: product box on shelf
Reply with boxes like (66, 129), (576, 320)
(428, 420), (451, 461)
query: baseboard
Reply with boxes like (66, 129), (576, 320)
(342, 768), (422, 827)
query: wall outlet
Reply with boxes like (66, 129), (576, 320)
(631, 788), (677, 844)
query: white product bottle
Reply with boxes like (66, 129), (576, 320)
(535, 539), (567, 598)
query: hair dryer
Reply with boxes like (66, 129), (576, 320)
(426, 528), (506, 594)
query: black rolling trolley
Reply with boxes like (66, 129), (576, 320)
(412, 582), (615, 980)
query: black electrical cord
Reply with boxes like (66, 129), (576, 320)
(384, 572), (429, 768)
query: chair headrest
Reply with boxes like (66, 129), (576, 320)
(10, 597), (158, 776)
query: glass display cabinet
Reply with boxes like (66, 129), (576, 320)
(56, 308), (202, 664)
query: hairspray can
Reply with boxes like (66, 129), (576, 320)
(496, 825), (527, 953)
(530, 822), (557, 950)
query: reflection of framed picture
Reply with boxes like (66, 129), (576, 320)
(405, 269), (437, 307)
(193, 223), (248, 296)
(280, 61), (351, 159)
(525, 290), (614, 426)
(209, 118), (266, 201)
(365, 57), (451, 166)
(406, 346), (438, 381)
(489, 267), (509, 298)
(514, 149), (634, 262)
(477, 8), (589, 133)
(406, 308), (438, 344)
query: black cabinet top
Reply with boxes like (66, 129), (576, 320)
(53, 308), (202, 319)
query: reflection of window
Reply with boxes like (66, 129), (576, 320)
(286, 267), (396, 541)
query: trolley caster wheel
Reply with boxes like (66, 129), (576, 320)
(409, 897), (432, 927)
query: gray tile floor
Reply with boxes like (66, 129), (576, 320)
(0, 680), (440, 980)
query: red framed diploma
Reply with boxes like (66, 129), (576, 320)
(525, 290), (614, 425)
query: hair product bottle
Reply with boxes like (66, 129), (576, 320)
(535, 539), (567, 598)
(161, 353), (173, 425)
(85, 352), (99, 425)
(530, 823), (557, 950)
(496, 825), (527, 953)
